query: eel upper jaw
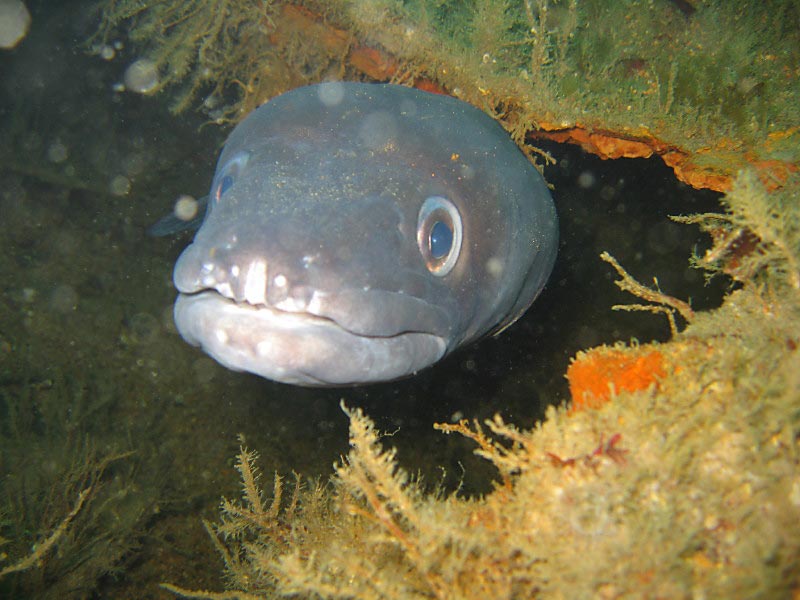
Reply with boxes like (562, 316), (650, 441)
(172, 287), (448, 386)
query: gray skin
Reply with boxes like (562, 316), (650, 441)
(173, 82), (557, 386)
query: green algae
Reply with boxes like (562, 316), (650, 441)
(0, 372), (150, 599)
(96, 0), (283, 118)
(96, 0), (800, 169)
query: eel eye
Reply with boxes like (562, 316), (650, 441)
(417, 196), (462, 277)
(212, 151), (250, 203)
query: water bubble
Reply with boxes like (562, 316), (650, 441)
(203, 94), (219, 109)
(599, 184), (616, 202)
(485, 256), (504, 279)
(317, 81), (345, 107)
(47, 140), (68, 164)
(173, 195), (198, 222)
(123, 58), (159, 94)
(109, 175), (131, 196)
(99, 44), (115, 60)
(0, 0), (31, 49)
(646, 221), (682, 256)
(577, 171), (596, 189)
(358, 110), (397, 151)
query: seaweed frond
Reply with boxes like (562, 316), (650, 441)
(336, 403), (421, 530)
(0, 487), (92, 579)
(434, 416), (531, 490)
(96, 0), (282, 117)
(673, 170), (800, 291)
(217, 441), (286, 538)
(163, 439), (309, 599)
(333, 401), (447, 599)
(600, 251), (694, 336)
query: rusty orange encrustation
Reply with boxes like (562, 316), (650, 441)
(528, 125), (797, 192)
(567, 347), (667, 412)
(530, 125), (735, 192)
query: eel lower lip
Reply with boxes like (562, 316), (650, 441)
(173, 291), (447, 386)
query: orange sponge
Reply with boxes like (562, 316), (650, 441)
(567, 347), (667, 411)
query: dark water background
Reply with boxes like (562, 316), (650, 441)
(0, 1), (725, 596)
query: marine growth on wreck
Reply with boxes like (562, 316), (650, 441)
(0, 0), (798, 598)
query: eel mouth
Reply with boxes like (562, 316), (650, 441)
(173, 290), (447, 386)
